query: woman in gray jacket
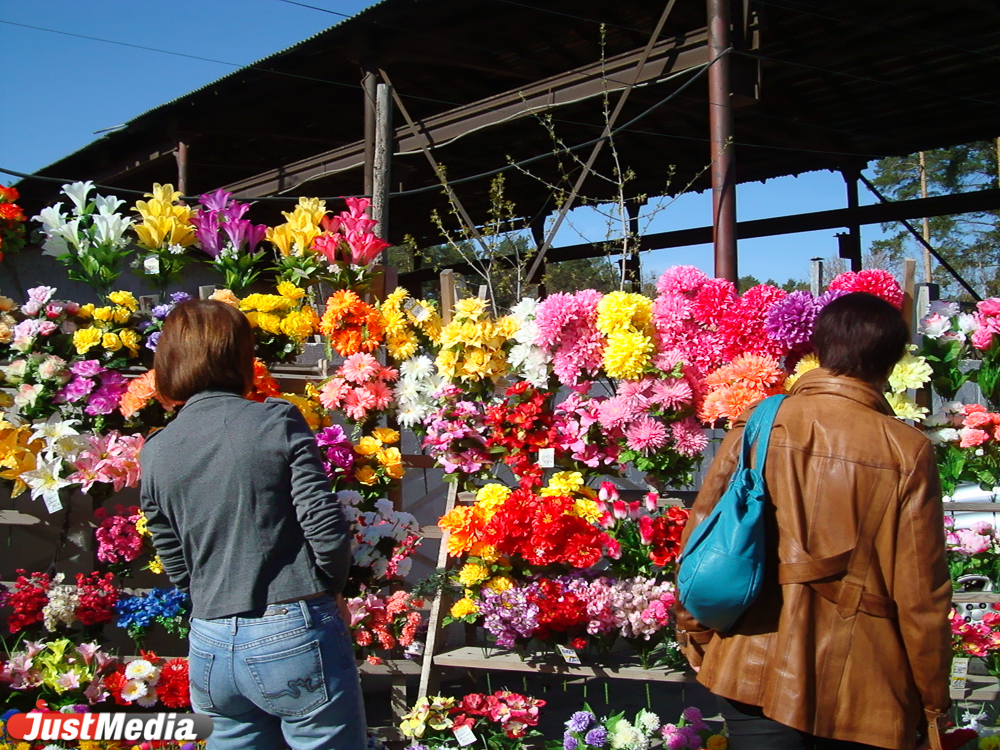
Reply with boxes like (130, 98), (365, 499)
(140, 299), (365, 750)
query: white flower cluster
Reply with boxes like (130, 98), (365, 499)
(122, 658), (161, 707)
(919, 300), (979, 341)
(924, 401), (965, 444)
(394, 355), (444, 427)
(506, 298), (551, 388)
(609, 710), (660, 750)
(42, 573), (78, 632)
(33, 181), (133, 258)
(340, 492), (420, 579)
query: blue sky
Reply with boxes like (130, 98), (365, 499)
(0, 0), (890, 285)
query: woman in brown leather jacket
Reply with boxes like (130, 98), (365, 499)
(676, 292), (952, 750)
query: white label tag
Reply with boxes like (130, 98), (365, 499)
(44, 493), (63, 514)
(452, 724), (477, 746)
(403, 298), (430, 321)
(537, 447), (555, 468)
(557, 644), (581, 665)
(405, 640), (425, 657)
(143, 256), (161, 275)
(951, 657), (970, 691)
(477, 285), (488, 300)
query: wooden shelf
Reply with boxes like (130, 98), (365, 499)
(0, 510), (40, 526)
(952, 673), (1000, 701)
(433, 646), (695, 683)
(953, 592), (1000, 603)
(943, 503), (1000, 512)
(358, 658), (422, 676)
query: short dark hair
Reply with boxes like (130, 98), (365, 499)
(154, 300), (255, 403)
(811, 292), (909, 383)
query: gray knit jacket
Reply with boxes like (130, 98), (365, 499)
(140, 388), (351, 620)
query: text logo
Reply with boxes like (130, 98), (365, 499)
(6, 701), (214, 742)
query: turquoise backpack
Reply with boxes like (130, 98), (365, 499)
(677, 394), (785, 632)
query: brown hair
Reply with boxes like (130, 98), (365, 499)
(811, 292), (909, 384)
(154, 300), (255, 403)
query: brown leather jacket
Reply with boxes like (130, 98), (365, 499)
(676, 368), (952, 750)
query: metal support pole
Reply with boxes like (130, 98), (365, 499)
(809, 257), (824, 296)
(708, 0), (737, 281)
(362, 64), (378, 200)
(530, 221), (547, 298)
(175, 141), (189, 198)
(372, 82), (393, 250)
(625, 201), (642, 290)
(843, 169), (862, 272)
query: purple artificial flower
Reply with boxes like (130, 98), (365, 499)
(84, 378), (129, 415)
(584, 727), (608, 747)
(71, 360), (104, 378)
(151, 304), (173, 321)
(54, 376), (96, 404)
(199, 188), (233, 212)
(191, 209), (222, 258)
(100, 370), (128, 388)
(145, 331), (161, 352)
(764, 290), (819, 350)
(316, 424), (349, 446)
(170, 291), (192, 305)
(136, 320), (152, 333)
(817, 288), (849, 307)
(566, 711), (595, 734)
(563, 734), (579, 750)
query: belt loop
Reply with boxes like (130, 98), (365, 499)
(299, 599), (313, 628)
(230, 616), (238, 636)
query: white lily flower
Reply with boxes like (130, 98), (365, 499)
(92, 211), (133, 248)
(30, 415), (80, 444)
(21, 454), (73, 511)
(52, 218), (84, 253)
(93, 194), (126, 214)
(61, 181), (94, 216)
(32, 204), (67, 232)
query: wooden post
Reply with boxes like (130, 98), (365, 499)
(362, 64), (378, 200)
(902, 258), (917, 338)
(809, 257), (824, 296)
(417, 482), (460, 700)
(440, 270), (457, 325)
(707, 0), (737, 282)
(175, 141), (189, 197)
(373, 83), (393, 253)
(918, 151), (933, 283)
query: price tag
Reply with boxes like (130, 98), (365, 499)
(452, 725), (477, 746)
(950, 657), (970, 691)
(143, 256), (161, 275)
(43, 493), (63, 514)
(405, 640), (425, 657)
(403, 298), (430, 321)
(477, 285), (488, 300)
(557, 644), (581, 665)
(537, 448), (555, 468)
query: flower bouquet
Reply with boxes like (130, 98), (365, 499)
(434, 297), (517, 399)
(972, 298), (1000, 409)
(131, 183), (198, 296)
(0, 638), (120, 710)
(32, 181), (134, 300)
(951, 606), (1000, 678)
(309, 196), (390, 292)
(337, 489), (421, 594)
(114, 587), (191, 647)
(238, 282), (320, 365)
(596, 483), (689, 579)
(918, 301), (979, 400)
(346, 588), (424, 664)
(660, 706), (729, 750)
(318, 352), (398, 427)
(423, 386), (494, 487)
(102, 652), (191, 709)
(379, 288), (443, 364)
(0, 183), (27, 262)
(72, 290), (144, 366)
(320, 289), (384, 358)
(946, 516), (1000, 587)
(190, 188), (268, 294)
(400, 691), (545, 750)
(553, 706), (663, 750)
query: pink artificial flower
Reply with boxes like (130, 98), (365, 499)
(343, 388), (378, 421)
(625, 415), (669, 453)
(979, 298), (1000, 316)
(672, 418), (709, 456)
(960, 428), (990, 448)
(364, 380), (394, 410)
(340, 353), (380, 383)
(598, 481), (619, 503)
(656, 266), (709, 296)
(319, 377), (350, 409)
(651, 378), (694, 409)
(638, 515), (655, 545)
(957, 528), (992, 555)
(973, 326), (995, 351)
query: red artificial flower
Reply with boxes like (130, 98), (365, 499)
(455, 693), (490, 716)
(570, 637), (587, 650)
(103, 666), (130, 705)
(7, 570), (51, 634)
(157, 658), (191, 709)
(75, 571), (119, 626)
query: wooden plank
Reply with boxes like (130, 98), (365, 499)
(943, 503), (1000, 512)
(951, 673), (999, 701)
(357, 658), (421, 676)
(953, 592), (1000, 603)
(0, 510), (40, 526)
(433, 646), (695, 683)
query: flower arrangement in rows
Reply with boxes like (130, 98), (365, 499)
(596, 482), (690, 578)
(346, 588), (424, 664)
(131, 183), (198, 296)
(337, 489), (421, 593)
(379, 287), (442, 363)
(551, 706), (664, 750)
(434, 297), (518, 398)
(918, 300), (980, 400)
(37, 571), (119, 635)
(400, 691), (545, 750)
(318, 352), (398, 425)
(660, 707), (729, 750)
(308, 196), (390, 291)
(926, 403), (1000, 493)
(190, 188), (268, 294)
(422, 385), (495, 486)
(32, 181), (134, 299)
(320, 289), (384, 357)
(114, 588), (191, 647)
(235, 282), (319, 365)
(0, 183), (27, 261)
(0, 638), (120, 710)
(72, 290), (143, 365)
(945, 516), (1000, 586)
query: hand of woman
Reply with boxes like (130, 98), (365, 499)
(336, 592), (352, 625)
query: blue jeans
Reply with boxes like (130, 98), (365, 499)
(188, 596), (367, 750)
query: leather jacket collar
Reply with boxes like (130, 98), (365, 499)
(788, 367), (895, 418)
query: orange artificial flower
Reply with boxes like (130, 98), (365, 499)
(119, 370), (176, 419)
(319, 290), (384, 357)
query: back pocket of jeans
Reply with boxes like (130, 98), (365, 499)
(246, 640), (328, 717)
(188, 646), (216, 711)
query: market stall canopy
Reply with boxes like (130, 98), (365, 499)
(15, 0), (1000, 248)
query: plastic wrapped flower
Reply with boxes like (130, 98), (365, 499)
(378, 287), (441, 362)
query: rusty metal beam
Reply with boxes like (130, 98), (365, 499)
(221, 29), (710, 199)
(707, 0), (737, 281)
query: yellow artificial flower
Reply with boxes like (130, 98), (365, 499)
(706, 736), (728, 750)
(147, 556), (164, 575)
(603, 328), (653, 380)
(372, 427), (400, 445)
(457, 562), (491, 587)
(91, 306), (114, 323)
(571, 499), (603, 523)
(112, 307), (131, 325)
(380, 306), (408, 336)
(134, 513), (149, 537)
(73, 327), (103, 355)
(454, 297), (487, 320)
(281, 393), (326, 430)
(378, 447), (404, 480)
(241, 293), (292, 314)
(483, 575), (514, 592)
(495, 315), (520, 339)
(118, 328), (141, 356)
(435, 348), (459, 379)
(460, 348), (493, 381)
(276, 281), (307, 301)
(596, 291), (653, 335)
(0, 295), (14, 312)
(245, 311), (282, 335)
(0, 321), (12, 344)
(280, 309), (318, 341)
(449, 597), (479, 619)
(354, 465), (378, 485)
(469, 541), (501, 564)
(354, 436), (382, 456)
(147, 182), (183, 205)
(888, 346), (933, 393)
(76, 303), (94, 319)
(784, 353), (821, 390)
(545, 471), (585, 495)
(102, 332), (122, 352)
(475, 484), (511, 521)
(108, 291), (138, 311)
(387, 331), (418, 360)
(886, 391), (929, 422)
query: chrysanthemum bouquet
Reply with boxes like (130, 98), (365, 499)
(190, 188), (268, 295)
(32, 181), (134, 300)
(379, 287), (442, 363)
(346, 587), (424, 664)
(395, 354), (446, 431)
(507, 297), (553, 387)
(319, 352), (398, 426)
(534, 290), (605, 387)
(239, 281), (320, 364)
(699, 352), (786, 426)
(320, 289), (384, 358)
(552, 706), (663, 750)
(131, 183), (198, 296)
(400, 691), (545, 750)
(434, 297), (517, 398)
